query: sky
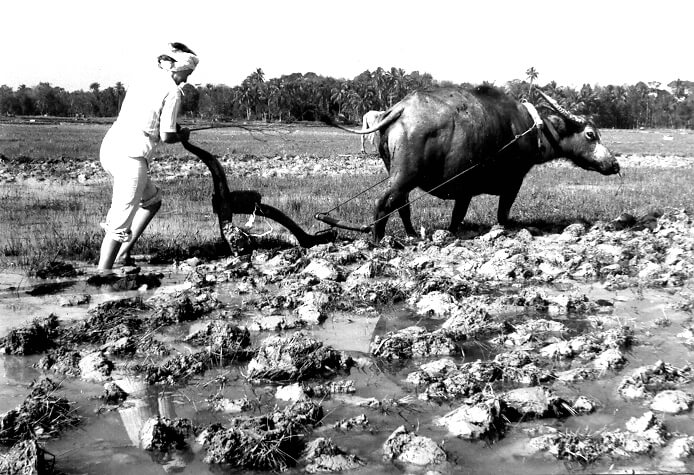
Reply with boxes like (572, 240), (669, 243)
(3, 0), (692, 92)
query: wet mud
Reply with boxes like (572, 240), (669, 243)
(3, 209), (694, 474)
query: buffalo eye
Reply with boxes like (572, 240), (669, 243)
(584, 129), (597, 141)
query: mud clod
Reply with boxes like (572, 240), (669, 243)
(382, 425), (447, 466)
(435, 397), (506, 439)
(34, 261), (77, 279)
(199, 400), (323, 471)
(301, 437), (365, 472)
(530, 411), (669, 463)
(333, 414), (370, 431)
(100, 381), (128, 405)
(0, 378), (79, 445)
(139, 417), (193, 451)
(0, 439), (54, 475)
(370, 326), (460, 360)
(501, 386), (573, 420)
(184, 320), (252, 361)
(618, 360), (694, 399)
(247, 331), (352, 381)
(0, 314), (59, 356)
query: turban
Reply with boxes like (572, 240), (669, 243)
(158, 43), (199, 72)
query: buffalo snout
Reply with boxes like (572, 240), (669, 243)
(608, 160), (620, 175)
(598, 156), (620, 175)
(590, 143), (620, 175)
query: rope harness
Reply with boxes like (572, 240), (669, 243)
(317, 101), (548, 232)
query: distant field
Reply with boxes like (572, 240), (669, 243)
(605, 128), (694, 156)
(2, 120), (694, 160)
(1, 121), (694, 269)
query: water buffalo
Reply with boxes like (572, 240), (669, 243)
(352, 85), (620, 241)
(360, 110), (385, 153)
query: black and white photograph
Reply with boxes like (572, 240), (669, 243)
(2, 0), (694, 473)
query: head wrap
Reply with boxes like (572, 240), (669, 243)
(158, 43), (199, 73)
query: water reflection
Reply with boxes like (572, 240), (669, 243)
(117, 385), (193, 473)
(118, 387), (178, 447)
(0, 355), (41, 383)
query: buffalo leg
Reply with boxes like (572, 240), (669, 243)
(497, 182), (522, 225)
(373, 189), (415, 241)
(398, 202), (417, 237)
(449, 195), (472, 232)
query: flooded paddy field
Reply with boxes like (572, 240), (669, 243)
(3, 123), (694, 474)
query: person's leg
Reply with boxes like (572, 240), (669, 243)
(98, 156), (148, 271)
(115, 201), (161, 264)
(97, 237), (122, 271)
(115, 175), (162, 264)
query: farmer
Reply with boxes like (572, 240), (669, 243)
(97, 43), (199, 272)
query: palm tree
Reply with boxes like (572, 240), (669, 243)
(251, 68), (265, 84)
(386, 67), (407, 106)
(330, 81), (349, 116)
(372, 67), (387, 109)
(525, 67), (539, 100)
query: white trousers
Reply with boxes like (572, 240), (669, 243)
(99, 127), (161, 242)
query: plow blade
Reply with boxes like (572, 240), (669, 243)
(314, 213), (372, 233)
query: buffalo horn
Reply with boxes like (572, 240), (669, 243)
(537, 91), (586, 125)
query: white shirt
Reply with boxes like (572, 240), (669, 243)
(105, 67), (182, 159)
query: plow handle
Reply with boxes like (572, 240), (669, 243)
(314, 213), (372, 233)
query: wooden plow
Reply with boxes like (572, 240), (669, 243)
(181, 139), (337, 251)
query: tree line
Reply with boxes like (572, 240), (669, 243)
(2, 67), (693, 129)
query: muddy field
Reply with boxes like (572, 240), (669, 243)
(3, 126), (694, 474)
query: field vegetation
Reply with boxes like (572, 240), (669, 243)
(1, 122), (694, 271)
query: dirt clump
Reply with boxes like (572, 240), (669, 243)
(370, 326), (461, 360)
(501, 386), (574, 420)
(60, 297), (149, 347)
(198, 400), (323, 471)
(0, 378), (79, 445)
(147, 291), (210, 326)
(35, 348), (82, 377)
(0, 438), (55, 475)
(300, 437), (365, 472)
(528, 411), (669, 464)
(33, 261), (77, 279)
(619, 360), (694, 400)
(382, 425), (447, 466)
(246, 330), (352, 381)
(435, 396), (506, 440)
(414, 360), (503, 401)
(0, 314), (59, 355)
(333, 413), (370, 431)
(139, 417), (194, 451)
(133, 350), (221, 385)
(86, 268), (162, 290)
(184, 320), (252, 361)
(100, 381), (128, 405)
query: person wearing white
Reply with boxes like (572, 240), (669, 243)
(97, 43), (199, 271)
